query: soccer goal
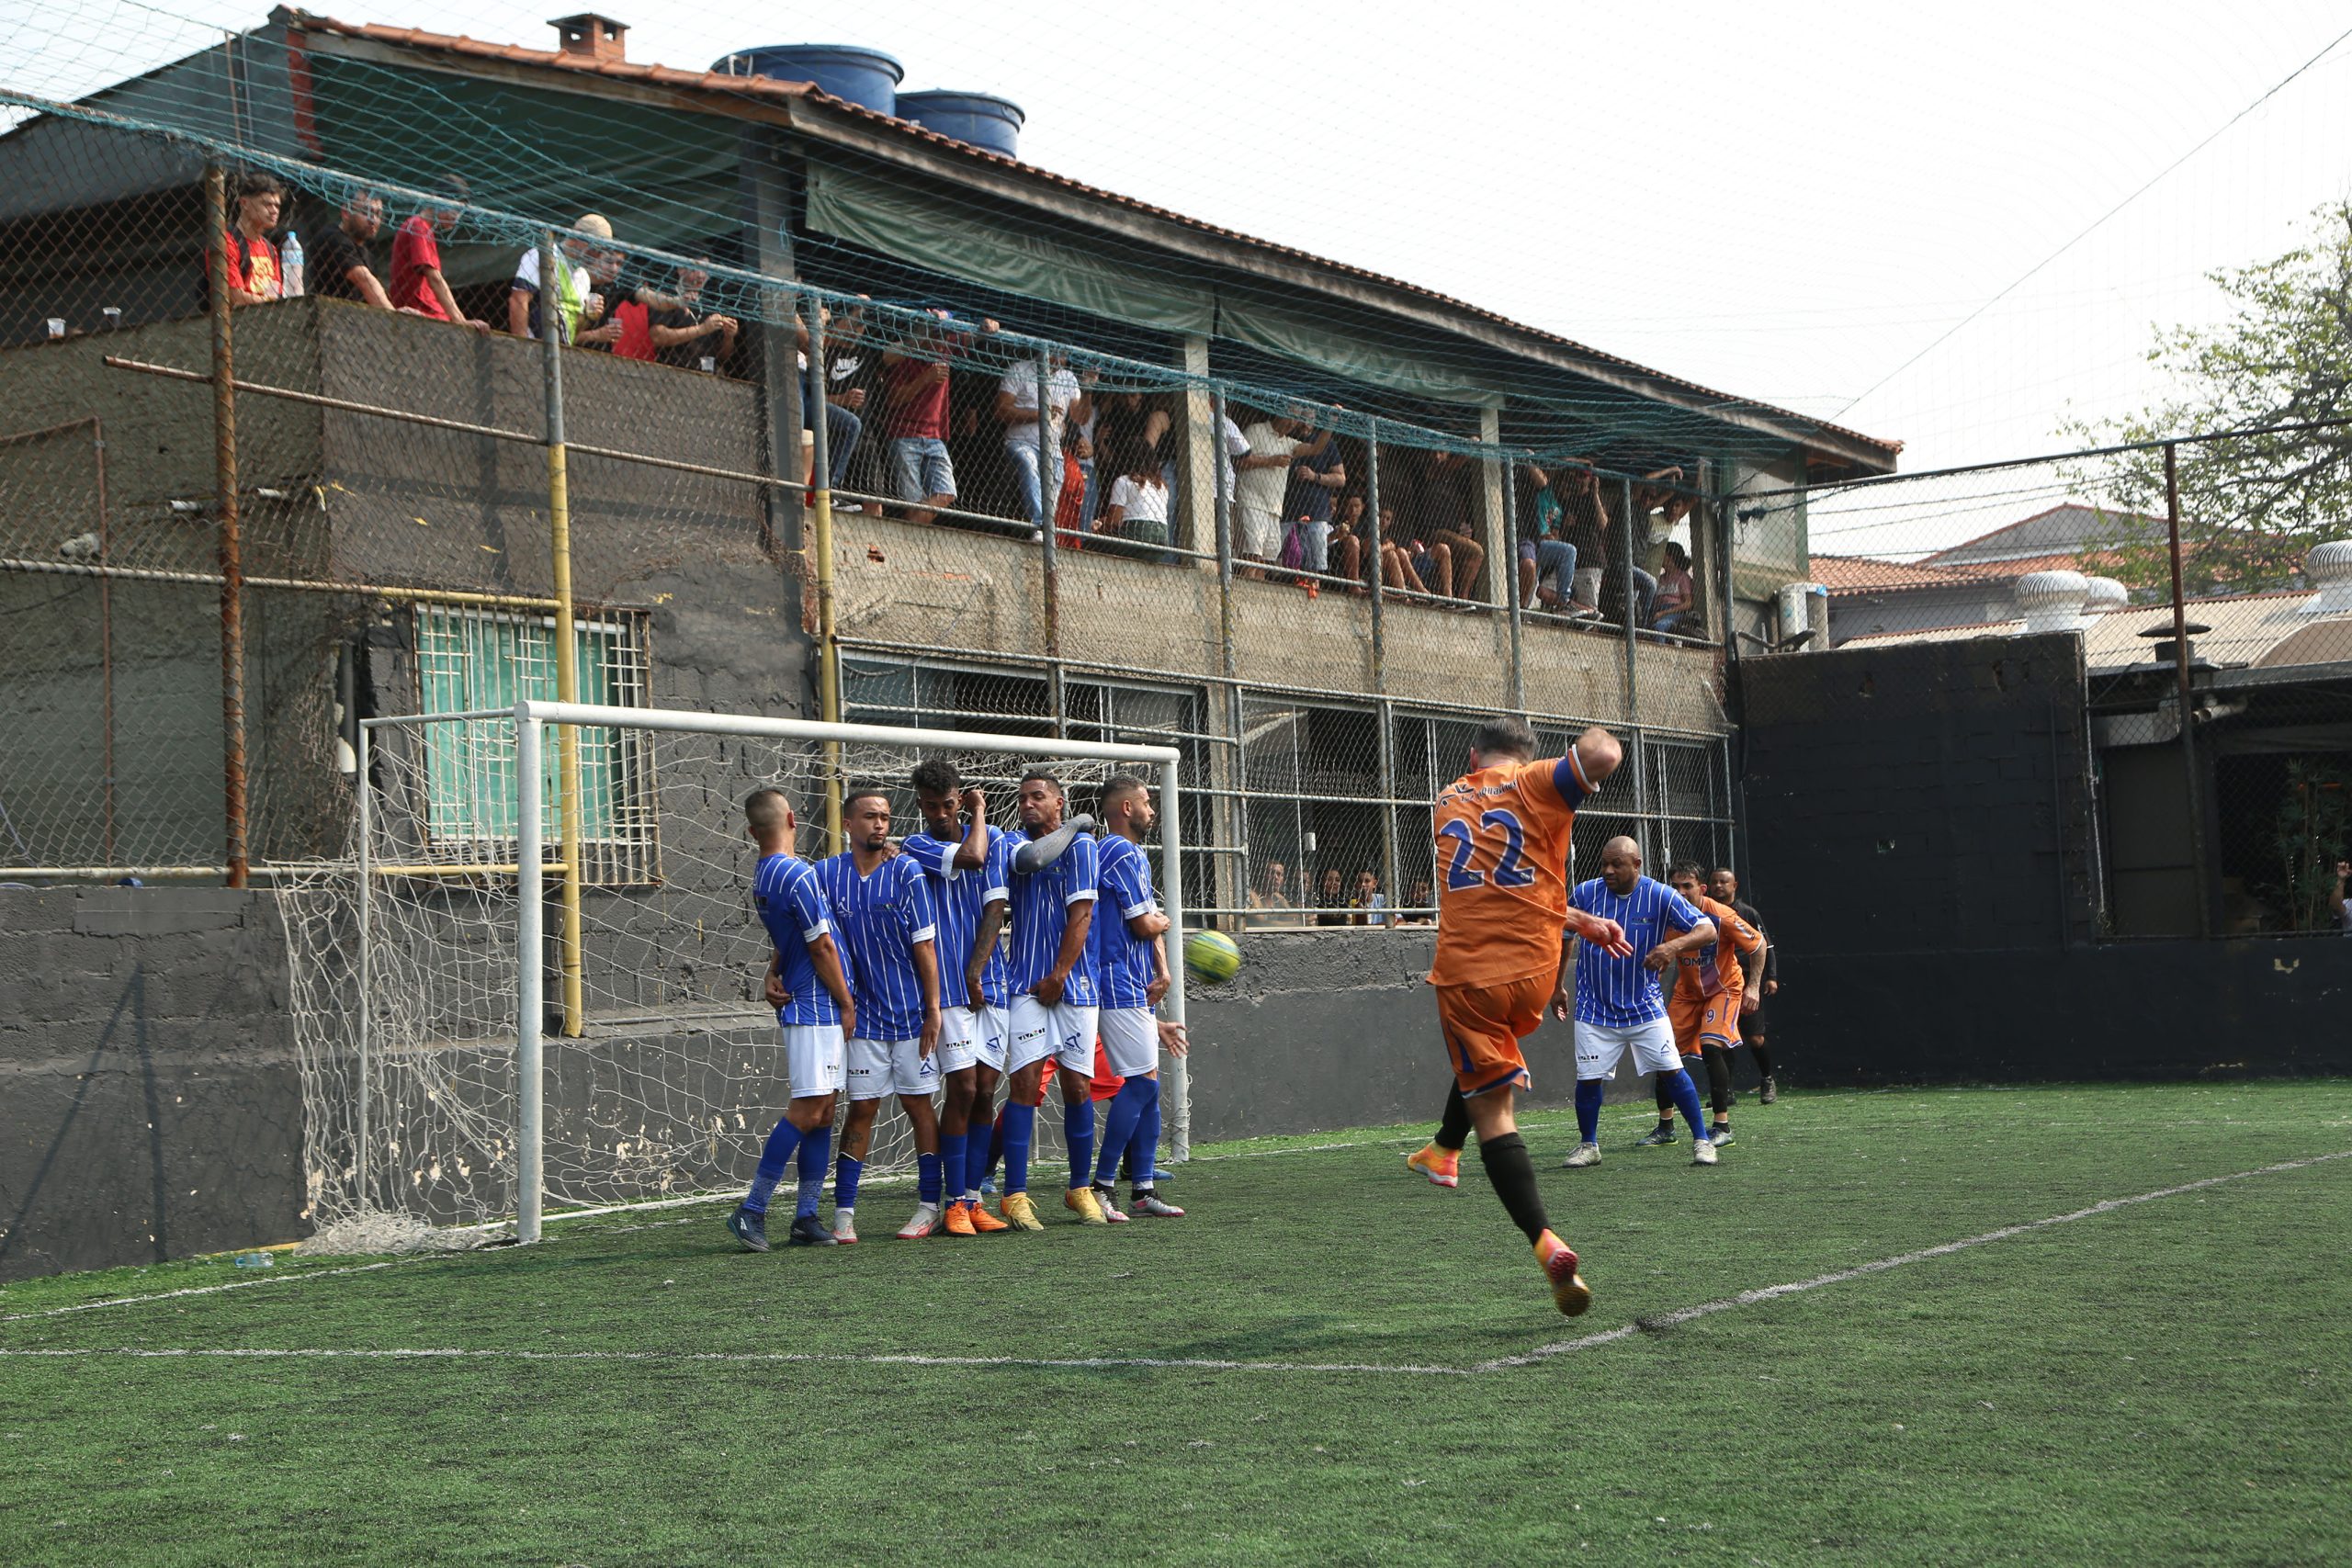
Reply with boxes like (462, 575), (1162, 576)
(280, 700), (1189, 1245)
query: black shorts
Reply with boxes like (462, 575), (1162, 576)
(1739, 1000), (1769, 1037)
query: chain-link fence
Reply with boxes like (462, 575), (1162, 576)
(1734, 425), (2352, 941)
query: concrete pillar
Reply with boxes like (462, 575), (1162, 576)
(1179, 333), (1216, 559)
(739, 135), (803, 569)
(1477, 403), (1506, 604)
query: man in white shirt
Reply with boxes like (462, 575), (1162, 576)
(997, 355), (1095, 529)
(1232, 409), (1333, 579)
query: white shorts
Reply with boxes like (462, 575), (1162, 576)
(780, 1023), (846, 1098)
(1238, 504), (1282, 560)
(846, 1035), (940, 1100)
(1574, 1016), (1682, 1080)
(1008, 994), (1099, 1075)
(937, 1004), (1008, 1074)
(1098, 1007), (1159, 1078)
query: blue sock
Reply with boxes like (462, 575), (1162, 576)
(1129, 1079), (1161, 1188)
(980, 1109), (1006, 1189)
(939, 1133), (967, 1201)
(796, 1124), (831, 1219)
(833, 1152), (864, 1212)
(1667, 1068), (1710, 1140)
(744, 1118), (802, 1215)
(1065, 1096), (1097, 1191)
(1575, 1078), (1605, 1144)
(917, 1150), (943, 1206)
(1097, 1077), (1153, 1187)
(1002, 1101), (1035, 1194)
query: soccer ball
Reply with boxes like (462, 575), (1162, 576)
(1183, 929), (1242, 985)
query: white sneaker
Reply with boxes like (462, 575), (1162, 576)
(895, 1202), (941, 1240)
(1091, 1185), (1130, 1224)
(833, 1208), (859, 1244)
(1692, 1139), (1719, 1167)
(1562, 1143), (1602, 1169)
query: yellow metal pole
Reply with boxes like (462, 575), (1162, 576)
(541, 232), (586, 1037)
(805, 295), (842, 852)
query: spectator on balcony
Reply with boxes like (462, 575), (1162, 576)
(1245, 861), (1297, 929)
(782, 299), (864, 503)
(1558, 465), (1610, 607)
(1100, 455), (1170, 550)
(1314, 866), (1352, 928)
(1283, 412), (1348, 579)
(507, 214), (616, 344)
(1515, 460), (1580, 613)
(213, 172), (284, 307)
(1379, 502), (1448, 597)
(1414, 449), (1488, 603)
(1235, 411), (1329, 580)
(608, 257), (739, 371)
(1396, 878), (1435, 926)
(308, 189), (395, 310)
(389, 175), (489, 331)
(881, 310), (999, 526)
(1329, 491), (1369, 590)
(1651, 541), (1697, 634)
(1352, 868), (1389, 927)
(997, 354), (1095, 531)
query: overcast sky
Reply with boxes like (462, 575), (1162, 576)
(12, 1), (2352, 549)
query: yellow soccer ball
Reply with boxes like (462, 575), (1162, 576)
(1183, 929), (1242, 985)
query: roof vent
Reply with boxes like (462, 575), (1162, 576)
(551, 13), (628, 63)
(2082, 575), (2129, 614)
(2015, 570), (2090, 634)
(2301, 538), (2352, 615)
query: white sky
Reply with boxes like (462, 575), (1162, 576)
(12, 0), (2352, 553)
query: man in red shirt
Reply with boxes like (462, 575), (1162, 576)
(389, 175), (489, 332)
(880, 310), (997, 525)
(211, 173), (285, 308)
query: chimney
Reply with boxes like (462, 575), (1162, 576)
(2014, 570), (2090, 634)
(2301, 538), (2352, 616)
(550, 13), (628, 63)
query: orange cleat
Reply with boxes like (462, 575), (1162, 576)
(1536, 1229), (1591, 1317)
(1405, 1143), (1460, 1189)
(967, 1199), (1011, 1233)
(942, 1201), (978, 1237)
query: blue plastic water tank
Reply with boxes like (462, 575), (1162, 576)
(895, 90), (1025, 158)
(711, 45), (903, 114)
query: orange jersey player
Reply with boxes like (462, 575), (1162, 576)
(1403, 716), (1628, 1317)
(1642, 864), (1766, 1149)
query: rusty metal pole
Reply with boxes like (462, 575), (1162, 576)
(207, 167), (250, 888)
(2165, 442), (2210, 937)
(93, 417), (116, 866)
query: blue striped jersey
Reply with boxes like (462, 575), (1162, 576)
(1088, 832), (1160, 1010)
(1007, 827), (1100, 1004)
(1568, 874), (1708, 1027)
(814, 852), (938, 1041)
(752, 852), (849, 1028)
(899, 826), (1015, 1010)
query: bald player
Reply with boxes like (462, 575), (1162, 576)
(1407, 715), (1628, 1316)
(1557, 836), (1720, 1170)
(1637, 863), (1765, 1148)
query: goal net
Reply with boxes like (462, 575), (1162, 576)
(279, 701), (1189, 1242)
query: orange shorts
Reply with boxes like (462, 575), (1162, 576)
(1668, 987), (1743, 1056)
(1434, 973), (1552, 1099)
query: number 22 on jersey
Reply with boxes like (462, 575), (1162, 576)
(1439, 808), (1536, 890)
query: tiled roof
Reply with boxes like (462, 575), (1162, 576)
(274, 6), (1902, 464)
(1809, 554), (1984, 592)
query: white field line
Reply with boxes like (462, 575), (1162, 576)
(4, 1147), (2341, 1376)
(0, 1258), (417, 1325)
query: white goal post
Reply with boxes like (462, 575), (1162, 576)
(302, 699), (1189, 1246)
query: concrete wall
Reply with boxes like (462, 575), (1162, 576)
(1736, 635), (2352, 1082)
(0, 887), (305, 1281)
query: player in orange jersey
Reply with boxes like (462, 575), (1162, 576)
(1401, 716), (1628, 1315)
(1638, 863), (1768, 1149)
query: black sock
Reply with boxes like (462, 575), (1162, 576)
(1751, 1043), (1776, 1080)
(1435, 1084), (1472, 1153)
(1653, 1076), (1676, 1118)
(1702, 1043), (1734, 1119)
(1477, 1133), (1550, 1244)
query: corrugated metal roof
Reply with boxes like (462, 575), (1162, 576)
(274, 6), (1902, 465)
(1835, 588), (2352, 672)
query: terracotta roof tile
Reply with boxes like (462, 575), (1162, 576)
(275, 7), (1900, 462)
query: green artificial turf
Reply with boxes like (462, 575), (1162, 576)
(2, 1081), (2348, 1565)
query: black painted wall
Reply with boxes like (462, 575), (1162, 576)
(1736, 636), (2352, 1083)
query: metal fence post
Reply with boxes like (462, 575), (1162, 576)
(807, 295), (843, 849)
(1213, 386), (1237, 683)
(1366, 423), (1385, 694)
(2165, 442), (2210, 937)
(1037, 347), (1065, 737)
(540, 231), (585, 1038)
(1621, 475), (1640, 720)
(1502, 455), (1524, 711)
(1157, 754), (1191, 1161)
(205, 166), (249, 888)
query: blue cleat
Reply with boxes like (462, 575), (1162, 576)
(786, 1213), (839, 1247)
(1634, 1122), (1678, 1147)
(1709, 1125), (1736, 1148)
(726, 1206), (769, 1253)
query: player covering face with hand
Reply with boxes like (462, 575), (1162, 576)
(1405, 716), (1627, 1316)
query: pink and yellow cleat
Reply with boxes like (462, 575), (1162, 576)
(1405, 1143), (1460, 1189)
(1536, 1229), (1591, 1317)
